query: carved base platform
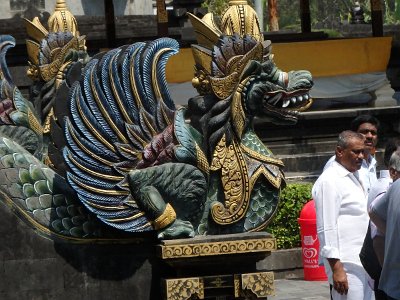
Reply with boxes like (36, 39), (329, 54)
(157, 232), (276, 300)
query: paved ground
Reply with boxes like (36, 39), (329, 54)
(271, 279), (330, 300)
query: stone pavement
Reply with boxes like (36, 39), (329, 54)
(270, 279), (330, 300)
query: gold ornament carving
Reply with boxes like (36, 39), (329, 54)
(191, 45), (212, 76)
(210, 136), (251, 225)
(195, 142), (210, 174)
(188, 13), (221, 50)
(165, 278), (204, 300)
(234, 275), (241, 298)
(190, 0), (265, 95)
(39, 37), (81, 82)
(24, 0), (86, 82)
(201, 13), (221, 34)
(43, 108), (55, 134)
(28, 109), (43, 135)
(192, 68), (212, 96)
(240, 144), (284, 167)
(210, 135), (228, 171)
(249, 165), (283, 190)
(231, 80), (249, 138)
(241, 272), (275, 298)
(209, 41), (263, 100)
(153, 203), (177, 230)
(221, 1), (263, 41)
(159, 237), (276, 259)
(48, 0), (78, 35)
(210, 72), (239, 100)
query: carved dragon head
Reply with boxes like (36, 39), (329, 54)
(24, 0), (87, 86)
(189, 0), (313, 140)
(23, 0), (89, 134)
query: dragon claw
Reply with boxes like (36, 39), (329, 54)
(157, 219), (195, 240)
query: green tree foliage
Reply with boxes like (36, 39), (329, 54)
(396, 0), (400, 21)
(202, 0), (229, 15)
(383, 0), (400, 24)
(202, 0), (400, 31)
(202, 0), (256, 16)
(268, 183), (313, 249)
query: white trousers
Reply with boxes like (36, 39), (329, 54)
(331, 264), (374, 300)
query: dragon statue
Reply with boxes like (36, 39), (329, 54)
(0, 0), (313, 241)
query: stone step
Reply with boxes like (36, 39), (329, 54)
(279, 151), (333, 175)
(268, 140), (337, 156)
(278, 148), (385, 183)
(284, 172), (320, 183)
(255, 105), (399, 182)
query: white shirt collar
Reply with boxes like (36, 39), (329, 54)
(332, 160), (353, 177)
(379, 169), (390, 178)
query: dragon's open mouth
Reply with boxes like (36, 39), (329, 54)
(262, 89), (313, 122)
(264, 89), (313, 110)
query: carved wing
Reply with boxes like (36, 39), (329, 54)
(64, 38), (179, 232)
(0, 35), (43, 157)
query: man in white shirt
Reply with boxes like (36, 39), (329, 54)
(368, 137), (400, 264)
(313, 130), (373, 300)
(369, 150), (400, 300)
(324, 114), (379, 194)
(363, 138), (400, 300)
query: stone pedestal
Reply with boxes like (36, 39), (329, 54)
(157, 232), (276, 300)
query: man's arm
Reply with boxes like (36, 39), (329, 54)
(369, 210), (386, 235)
(313, 179), (341, 260)
(369, 192), (388, 235)
(328, 259), (348, 295)
(313, 178), (348, 294)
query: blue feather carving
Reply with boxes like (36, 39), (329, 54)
(81, 61), (118, 141)
(64, 149), (121, 187)
(69, 85), (119, 160)
(138, 108), (156, 141)
(125, 123), (147, 150)
(155, 100), (174, 131)
(141, 38), (179, 116)
(132, 44), (148, 106)
(121, 43), (144, 124)
(64, 38), (181, 233)
(153, 38), (179, 111)
(99, 48), (126, 123)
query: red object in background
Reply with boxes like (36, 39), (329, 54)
(298, 199), (328, 281)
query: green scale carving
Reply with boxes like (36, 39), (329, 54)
(0, 0), (313, 241)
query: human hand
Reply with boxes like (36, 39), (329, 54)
(332, 262), (348, 295)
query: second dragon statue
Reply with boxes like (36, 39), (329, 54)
(0, 0), (313, 241)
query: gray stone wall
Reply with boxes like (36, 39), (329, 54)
(0, 199), (304, 299)
(0, 0), (153, 19)
(0, 201), (162, 300)
(0, 15), (158, 45)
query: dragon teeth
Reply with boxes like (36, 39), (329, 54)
(282, 99), (290, 108)
(277, 93), (310, 109)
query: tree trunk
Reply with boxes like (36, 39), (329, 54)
(268, 0), (279, 31)
(104, 0), (116, 48)
(300, 0), (311, 33)
(371, 0), (383, 36)
(156, 0), (169, 37)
